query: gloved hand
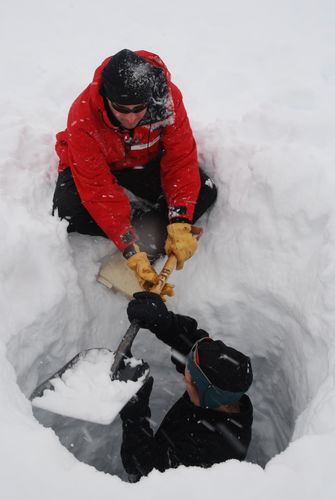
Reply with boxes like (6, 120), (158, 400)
(120, 376), (154, 420)
(127, 251), (158, 290)
(127, 291), (172, 333)
(164, 223), (198, 270)
(127, 246), (174, 298)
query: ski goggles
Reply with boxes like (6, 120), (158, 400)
(186, 338), (244, 409)
(110, 102), (148, 114)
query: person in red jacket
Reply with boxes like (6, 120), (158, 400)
(53, 49), (217, 292)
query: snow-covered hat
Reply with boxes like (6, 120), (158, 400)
(102, 49), (154, 104)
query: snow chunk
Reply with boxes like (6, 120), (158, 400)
(32, 349), (146, 425)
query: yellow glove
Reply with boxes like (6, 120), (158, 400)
(127, 249), (174, 298)
(164, 223), (198, 270)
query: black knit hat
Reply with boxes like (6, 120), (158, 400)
(197, 340), (253, 393)
(102, 49), (154, 104)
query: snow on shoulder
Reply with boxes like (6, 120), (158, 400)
(31, 349), (147, 425)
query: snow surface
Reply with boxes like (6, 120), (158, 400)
(1, 0), (335, 498)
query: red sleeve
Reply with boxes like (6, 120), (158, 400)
(160, 84), (200, 222)
(67, 125), (137, 251)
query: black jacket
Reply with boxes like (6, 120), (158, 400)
(120, 312), (253, 479)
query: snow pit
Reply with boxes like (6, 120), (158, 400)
(13, 294), (303, 475)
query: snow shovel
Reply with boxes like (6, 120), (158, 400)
(30, 254), (177, 425)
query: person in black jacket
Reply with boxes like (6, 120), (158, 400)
(120, 292), (253, 481)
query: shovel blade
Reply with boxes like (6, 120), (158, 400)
(31, 348), (149, 425)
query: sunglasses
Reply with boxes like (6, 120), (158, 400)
(110, 102), (148, 114)
(187, 338), (244, 409)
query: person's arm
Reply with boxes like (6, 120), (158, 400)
(127, 292), (209, 354)
(66, 125), (137, 252)
(119, 377), (156, 481)
(160, 85), (201, 270)
(160, 84), (200, 224)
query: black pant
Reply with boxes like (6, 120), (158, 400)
(53, 161), (217, 258)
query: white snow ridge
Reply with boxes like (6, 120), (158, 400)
(1, 1), (335, 499)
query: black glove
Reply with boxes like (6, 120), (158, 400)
(116, 357), (149, 382)
(120, 376), (154, 421)
(120, 375), (155, 480)
(127, 292), (172, 333)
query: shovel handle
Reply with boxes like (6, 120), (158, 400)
(150, 254), (177, 294)
(150, 227), (201, 294)
(110, 319), (141, 379)
(123, 255), (176, 352)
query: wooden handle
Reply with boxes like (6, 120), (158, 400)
(149, 227), (202, 295)
(150, 254), (177, 294)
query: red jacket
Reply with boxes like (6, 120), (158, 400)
(55, 51), (200, 251)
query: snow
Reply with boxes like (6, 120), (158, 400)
(31, 349), (147, 425)
(1, 0), (335, 498)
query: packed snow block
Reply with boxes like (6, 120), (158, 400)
(97, 253), (142, 298)
(31, 348), (148, 425)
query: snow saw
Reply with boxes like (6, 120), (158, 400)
(30, 254), (177, 426)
